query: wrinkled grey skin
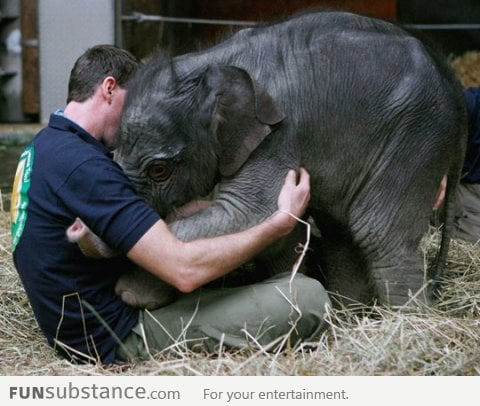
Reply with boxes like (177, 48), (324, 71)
(115, 11), (467, 307)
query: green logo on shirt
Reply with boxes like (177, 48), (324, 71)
(11, 145), (34, 250)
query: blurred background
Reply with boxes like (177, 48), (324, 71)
(0, 0), (479, 198)
(1, 0), (479, 124)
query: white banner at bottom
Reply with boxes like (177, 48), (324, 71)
(1, 376), (478, 405)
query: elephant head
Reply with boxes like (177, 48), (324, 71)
(115, 60), (284, 217)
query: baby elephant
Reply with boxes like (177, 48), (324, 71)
(66, 218), (177, 309)
(115, 10), (467, 307)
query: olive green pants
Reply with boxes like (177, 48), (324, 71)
(116, 273), (330, 361)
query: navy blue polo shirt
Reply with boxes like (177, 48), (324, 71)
(11, 113), (160, 363)
(462, 87), (480, 183)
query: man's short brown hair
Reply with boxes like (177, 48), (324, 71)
(67, 44), (140, 103)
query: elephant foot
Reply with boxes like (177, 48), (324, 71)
(117, 288), (177, 310)
(115, 268), (178, 310)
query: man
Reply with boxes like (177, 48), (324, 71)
(453, 87), (480, 242)
(10, 45), (330, 364)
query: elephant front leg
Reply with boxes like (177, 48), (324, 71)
(169, 198), (272, 241)
(168, 194), (286, 286)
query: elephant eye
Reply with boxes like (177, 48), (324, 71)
(147, 161), (172, 182)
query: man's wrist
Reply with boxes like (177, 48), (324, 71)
(268, 210), (298, 236)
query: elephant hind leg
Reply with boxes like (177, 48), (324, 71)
(352, 205), (431, 306)
(315, 232), (428, 307)
(370, 252), (429, 306)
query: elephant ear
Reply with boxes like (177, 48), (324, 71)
(202, 65), (285, 177)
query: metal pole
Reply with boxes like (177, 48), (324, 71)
(402, 24), (480, 30)
(122, 12), (257, 27)
(122, 13), (480, 31)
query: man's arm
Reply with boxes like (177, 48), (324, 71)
(127, 169), (310, 292)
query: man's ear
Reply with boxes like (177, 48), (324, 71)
(101, 76), (117, 102)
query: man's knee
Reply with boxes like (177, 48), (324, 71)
(263, 273), (331, 339)
(269, 273), (330, 306)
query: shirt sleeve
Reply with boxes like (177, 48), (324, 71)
(56, 156), (160, 253)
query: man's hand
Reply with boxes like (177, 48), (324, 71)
(278, 168), (311, 216)
(273, 168), (311, 234)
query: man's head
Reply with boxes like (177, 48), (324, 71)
(64, 45), (140, 149)
(67, 44), (139, 103)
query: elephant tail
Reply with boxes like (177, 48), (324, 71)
(430, 123), (467, 298)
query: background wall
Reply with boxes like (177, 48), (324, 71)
(38, 0), (116, 123)
(0, 0), (22, 121)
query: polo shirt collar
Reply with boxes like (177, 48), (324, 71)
(47, 112), (113, 158)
